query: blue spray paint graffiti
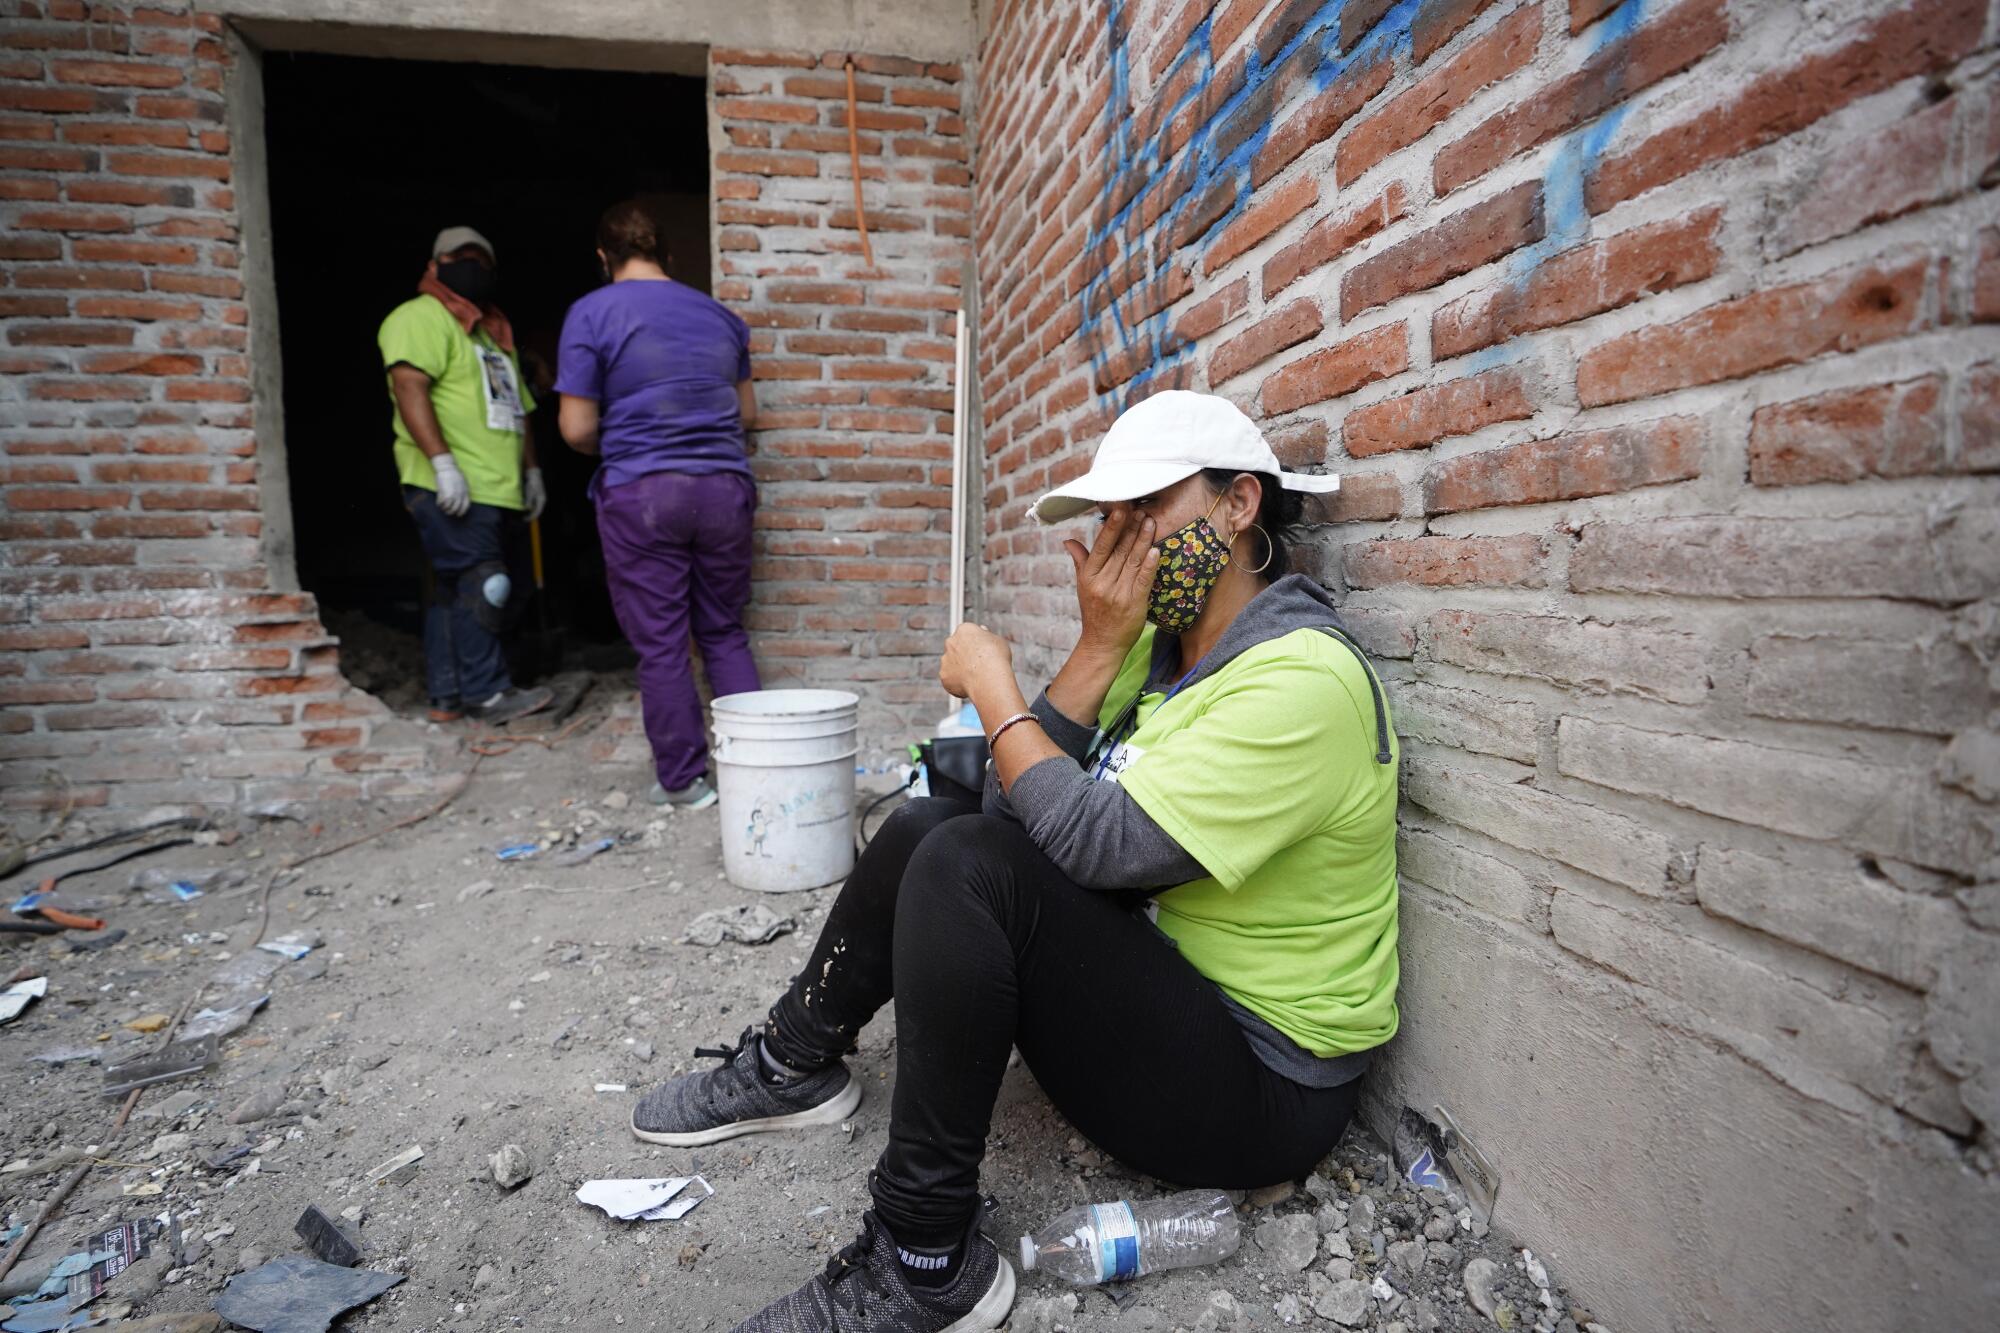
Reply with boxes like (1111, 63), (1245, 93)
(1083, 0), (1653, 395)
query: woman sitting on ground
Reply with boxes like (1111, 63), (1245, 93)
(630, 391), (1401, 1333)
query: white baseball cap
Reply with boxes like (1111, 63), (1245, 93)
(432, 226), (496, 262)
(1032, 390), (1340, 524)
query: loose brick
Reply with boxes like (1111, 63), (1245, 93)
(1423, 415), (1702, 514)
(1203, 173), (1316, 276)
(1432, 207), (1722, 359)
(1341, 181), (1543, 319)
(1337, 3), (1542, 185)
(1748, 376), (1947, 486)
(1207, 298), (1322, 385)
(1262, 183), (1407, 300)
(1568, 512), (1999, 604)
(1424, 607), (1710, 703)
(1577, 255), (1931, 407)
(1434, 0), (1727, 196)
(1343, 366), (1533, 457)
(1585, 0), (1984, 214)
(1262, 322), (1410, 414)
(1342, 533), (1547, 588)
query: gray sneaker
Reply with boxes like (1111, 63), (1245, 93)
(730, 1212), (1014, 1333)
(466, 685), (553, 726)
(650, 777), (718, 810)
(631, 1028), (860, 1148)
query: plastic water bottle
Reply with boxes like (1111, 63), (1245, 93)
(1018, 1190), (1239, 1285)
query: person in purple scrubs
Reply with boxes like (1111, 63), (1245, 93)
(556, 200), (761, 809)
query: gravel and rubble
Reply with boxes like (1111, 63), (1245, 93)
(1, 687), (1607, 1332)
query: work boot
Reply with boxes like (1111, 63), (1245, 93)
(631, 1027), (859, 1148)
(427, 699), (463, 724)
(650, 777), (718, 810)
(465, 685), (553, 726)
(729, 1212), (1015, 1333)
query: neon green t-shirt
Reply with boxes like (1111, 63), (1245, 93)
(378, 294), (536, 511)
(1096, 625), (1400, 1057)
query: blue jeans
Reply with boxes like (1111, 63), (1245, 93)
(402, 485), (513, 706)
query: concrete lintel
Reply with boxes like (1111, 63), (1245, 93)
(210, 0), (977, 67)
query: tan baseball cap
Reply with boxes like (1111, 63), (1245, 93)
(432, 226), (496, 262)
(1033, 390), (1340, 524)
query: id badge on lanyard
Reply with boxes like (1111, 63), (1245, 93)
(1089, 659), (1201, 785)
(477, 345), (526, 432)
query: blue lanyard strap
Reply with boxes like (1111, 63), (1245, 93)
(1092, 659), (1202, 780)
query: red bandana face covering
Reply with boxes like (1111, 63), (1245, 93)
(1146, 493), (1231, 634)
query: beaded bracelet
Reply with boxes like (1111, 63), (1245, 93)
(986, 711), (1041, 748)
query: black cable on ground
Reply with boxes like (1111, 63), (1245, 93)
(11, 816), (207, 877)
(857, 771), (920, 850)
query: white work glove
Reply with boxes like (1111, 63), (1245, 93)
(430, 452), (471, 517)
(523, 466), (547, 522)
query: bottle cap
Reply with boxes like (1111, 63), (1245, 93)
(1018, 1236), (1036, 1271)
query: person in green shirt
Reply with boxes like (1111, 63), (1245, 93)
(377, 225), (551, 727)
(624, 391), (1398, 1333)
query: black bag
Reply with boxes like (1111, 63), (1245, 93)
(916, 735), (989, 811)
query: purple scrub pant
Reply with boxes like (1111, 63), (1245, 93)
(595, 469), (762, 791)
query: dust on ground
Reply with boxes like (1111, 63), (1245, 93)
(2, 688), (1607, 1333)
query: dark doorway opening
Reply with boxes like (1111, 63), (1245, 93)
(261, 51), (709, 707)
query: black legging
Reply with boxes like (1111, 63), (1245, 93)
(762, 799), (1361, 1248)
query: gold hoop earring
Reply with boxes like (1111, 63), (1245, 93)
(1241, 523), (1274, 575)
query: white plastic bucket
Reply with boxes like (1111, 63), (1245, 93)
(710, 689), (859, 893)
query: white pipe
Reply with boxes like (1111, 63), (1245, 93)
(948, 307), (969, 634)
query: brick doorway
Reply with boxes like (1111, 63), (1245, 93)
(258, 51), (709, 715)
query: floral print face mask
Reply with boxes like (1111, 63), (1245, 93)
(1146, 492), (1231, 634)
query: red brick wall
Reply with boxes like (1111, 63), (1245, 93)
(974, 0), (1999, 1326)
(710, 47), (969, 753)
(0, 13), (972, 807)
(0, 0), (441, 812)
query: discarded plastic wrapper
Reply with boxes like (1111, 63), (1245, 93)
(1392, 1104), (1499, 1223)
(10, 889), (46, 915)
(30, 1044), (97, 1066)
(682, 903), (795, 948)
(130, 866), (246, 894)
(551, 836), (617, 868)
(214, 1254), (403, 1333)
(257, 931), (319, 961)
(0, 976), (47, 1025)
(368, 1145), (423, 1186)
(576, 1175), (713, 1222)
(178, 993), (270, 1043)
(496, 843), (541, 862)
(102, 1034), (220, 1098)
(65, 1219), (155, 1311)
(169, 881), (202, 902)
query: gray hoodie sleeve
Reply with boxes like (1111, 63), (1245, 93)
(1007, 757), (1209, 889)
(976, 694), (1206, 889)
